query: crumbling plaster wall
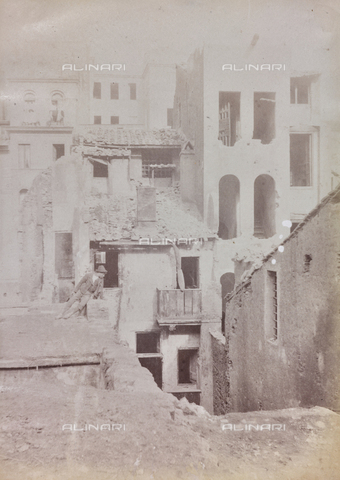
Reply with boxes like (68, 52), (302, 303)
(117, 248), (175, 349)
(210, 330), (230, 415)
(20, 169), (54, 302)
(225, 198), (340, 412)
(161, 328), (200, 393)
(173, 49), (204, 214)
(53, 155), (91, 283)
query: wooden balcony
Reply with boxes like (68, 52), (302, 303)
(157, 288), (202, 325)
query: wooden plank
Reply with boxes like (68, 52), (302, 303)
(184, 290), (193, 315)
(0, 354), (100, 370)
(168, 290), (177, 318)
(176, 290), (184, 316)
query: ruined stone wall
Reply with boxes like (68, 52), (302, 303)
(210, 331), (230, 415)
(20, 169), (54, 302)
(173, 50), (205, 215)
(224, 194), (340, 412)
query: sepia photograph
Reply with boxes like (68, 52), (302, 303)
(0, 0), (340, 478)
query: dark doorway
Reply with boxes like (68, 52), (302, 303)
(181, 257), (199, 288)
(138, 357), (162, 389)
(253, 92), (275, 144)
(178, 348), (198, 384)
(136, 332), (160, 354)
(95, 250), (118, 288)
(290, 134), (311, 186)
(220, 272), (235, 312)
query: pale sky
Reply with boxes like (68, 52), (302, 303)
(0, 0), (340, 77)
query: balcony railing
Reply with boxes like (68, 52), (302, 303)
(157, 288), (202, 320)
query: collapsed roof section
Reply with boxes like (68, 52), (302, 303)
(86, 187), (216, 242)
(75, 126), (186, 149)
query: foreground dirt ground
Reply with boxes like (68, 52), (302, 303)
(1, 307), (339, 479)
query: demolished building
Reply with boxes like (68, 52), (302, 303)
(213, 185), (340, 414)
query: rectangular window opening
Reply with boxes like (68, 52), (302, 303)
(290, 222), (299, 233)
(141, 149), (173, 178)
(129, 83), (136, 100)
(93, 82), (101, 99)
(111, 83), (119, 100)
(290, 134), (311, 186)
(110, 116), (119, 125)
(266, 271), (278, 342)
(18, 144), (31, 169)
(218, 92), (241, 146)
(181, 257), (199, 289)
(53, 144), (65, 161)
(136, 332), (160, 354)
(253, 92), (275, 144)
(94, 116), (101, 125)
(93, 160), (108, 177)
(178, 348), (199, 384)
(290, 77), (309, 104)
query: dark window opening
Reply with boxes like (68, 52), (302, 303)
(221, 312), (226, 336)
(110, 116), (119, 124)
(93, 160), (108, 177)
(178, 348), (198, 384)
(138, 357), (162, 389)
(181, 257), (199, 289)
(141, 149), (173, 178)
(267, 271), (278, 342)
(55, 233), (73, 279)
(290, 77), (309, 104)
(129, 83), (136, 100)
(253, 92), (275, 144)
(167, 108), (173, 127)
(94, 116), (101, 125)
(53, 144), (65, 161)
(290, 222), (299, 233)
(94, 249), (118, 288)
(290, 134), (311, 186)
(93, 82), (101, 99)
(254, 175), (276, 238)
(218, 175), (240, 239)
(18, 144), (31, 169)
(111, 83), (119, 100)
(218, 92), (241, 146)
(136, 332), (160, 354)
(304, 254), (312, 272)
(220, 272), (235, 315)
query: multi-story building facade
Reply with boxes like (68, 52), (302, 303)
(0, 58), (221, 412)
(173, 36), (340, 316)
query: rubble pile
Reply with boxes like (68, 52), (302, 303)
(87, 187), (215, 242)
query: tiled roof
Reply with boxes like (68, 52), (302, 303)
(79, 127), (186, 147)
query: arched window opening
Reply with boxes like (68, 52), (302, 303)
(48, 92), (64, 126)
(19, 189), (28, 205)
(218, 175), (240, 240)
(254, 174), (276, 239)
(24, 91), (36, 104)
